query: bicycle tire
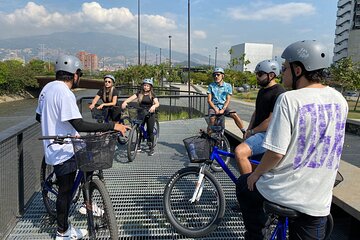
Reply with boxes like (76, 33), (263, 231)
(127, 125), (140, 162)
(88, 178), (118, 239)
(163, 166), (226, 238)
(324, 213), (334, 240)
(153, 120), (160, 146)
(210, 135), (231, 172)
(117, 116), (131, 145)
(40, 156), (57, 217)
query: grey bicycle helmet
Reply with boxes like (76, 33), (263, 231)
(255, 60), (280, 76)
(104, 74), (115, 83)
(213, 67), (225, 74)
(281, 40), (329, 71)
(143, 78), (153, 86)
(55, 55), (82, 74)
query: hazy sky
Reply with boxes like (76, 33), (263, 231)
(0, 0), (338, 61)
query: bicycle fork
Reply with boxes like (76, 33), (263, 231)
(189, 164), (207, 203)
(82, 180), (96, 239)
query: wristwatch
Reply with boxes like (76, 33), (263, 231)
(250, 129), (254, 135)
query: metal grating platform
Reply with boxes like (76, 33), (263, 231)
(7, 119), (247, 239)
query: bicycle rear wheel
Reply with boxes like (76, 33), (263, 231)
(88, 178), (118, 239)
(163, 166), (226, 238)
(40, 156), (57, 217)
(210, 135), (231, 172)
(127, 125), (140, 162)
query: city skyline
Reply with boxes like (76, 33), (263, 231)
(0, 0), (338, 62)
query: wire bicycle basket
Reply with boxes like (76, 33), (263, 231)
(72, 133), (117, 172)
(91, 108), (108, 122)
(183, 135), (211, 163)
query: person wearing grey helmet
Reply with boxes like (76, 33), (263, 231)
(89, 74), (122, 122)
(236, 40), (348, 240)
(122, 78), (160, 156)
(234, 60), (285, 175)
(36, 55), (130, 239)
(207, 67), (246, 135)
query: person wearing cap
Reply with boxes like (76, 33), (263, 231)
(234, 60), (285, 175)
(36, 55), (129, 239)
(207, 67), (246, 135)
(89, 74), (121, 122)
(122, 78), (160, 156)
(236, 40), (348, 239)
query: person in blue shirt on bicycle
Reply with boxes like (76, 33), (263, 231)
(234, 60), (285, 175)
(207, 67), (246, 135)
(89, 74), (121, 122)
(36, 55), (129, 240)
(121, 78), (160, 156)
(236, 40), (348, 240)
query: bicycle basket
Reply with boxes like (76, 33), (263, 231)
(128, 107), (148, 123)
(71, 133), (116, 172)
(183, 135), (210, 163)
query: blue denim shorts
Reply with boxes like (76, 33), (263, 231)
(244, 132), (266, 156)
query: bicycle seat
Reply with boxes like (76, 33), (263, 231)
(263, 201), (300, 218)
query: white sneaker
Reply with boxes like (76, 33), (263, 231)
(78, 202), (104, 217)
(55, 225), (88, 239)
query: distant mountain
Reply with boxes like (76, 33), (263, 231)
(0, 32), (227, 66)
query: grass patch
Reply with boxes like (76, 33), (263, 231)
(158, 111), (202, 121)
(233, 91), (258, 102)
(347, 100), (360, 119)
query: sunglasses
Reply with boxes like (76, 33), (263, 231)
(104, 80), (112, 83)
(256, 71), (267, 77)
(281, 66), (288, 73)
(213, 73), (222, 77)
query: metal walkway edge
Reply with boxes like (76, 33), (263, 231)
(7, 119), (247, 239)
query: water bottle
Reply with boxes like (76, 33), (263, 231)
(188, 143), (198, 160)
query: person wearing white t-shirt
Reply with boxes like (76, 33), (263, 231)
(36, 55), (129, 240)
(236, 40), (348, 240)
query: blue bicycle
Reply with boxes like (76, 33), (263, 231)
(125, 105), (160, 161)
(163, 130), (342, 239)
(40, 132), (119, 239)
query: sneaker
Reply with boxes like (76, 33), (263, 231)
(56, 225), (88, 240)
(149, 148), (155, 156)
(79, 202), (104, 217)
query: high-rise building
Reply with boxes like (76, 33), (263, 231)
(76, 51), (98, 71)
(230, 43), (273, 72)
(333, 0), (360, 63)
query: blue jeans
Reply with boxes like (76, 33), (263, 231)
(236, 174), (328, 240)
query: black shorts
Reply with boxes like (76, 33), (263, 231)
(54, 156), (77, 177)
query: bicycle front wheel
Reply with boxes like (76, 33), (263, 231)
(163, 166), (226, 238)
(40, 156), (57, 217)
(210, 135), (231, 172)
(127, 125), (140, 162)
(89, 178), (118, 239)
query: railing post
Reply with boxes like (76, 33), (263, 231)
(17, 133), (24, 215)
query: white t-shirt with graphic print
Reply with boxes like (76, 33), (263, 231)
(36, 81), (82, 165)
(256, 86), (348, 216)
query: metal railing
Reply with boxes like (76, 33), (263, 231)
(0, 91), (207, 238)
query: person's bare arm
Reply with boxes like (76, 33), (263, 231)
(121, 94), (138, 109)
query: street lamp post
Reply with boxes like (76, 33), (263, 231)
(188, 0), (191, 118)
(168, 35), (172, 88)
(138, 0), (141, 65)
(214, 47), (218, 68)
(160, 48), (162, 64)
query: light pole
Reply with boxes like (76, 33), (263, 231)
(137, 0), (141, 65)
(214, 46), (218, 68)
(188, 0), (191, 118)
(168, 35), (172, 68)
(208, 55), (211, 68)
(159, 48), (162, 64)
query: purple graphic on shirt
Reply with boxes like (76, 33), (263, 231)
(294, 103), (345, 170)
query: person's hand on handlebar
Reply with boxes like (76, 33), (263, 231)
(114, 123), (131, 136)
(219, 108), (225, 115)
(149, 105), (156, 113)
(121, 102), (127, 110)
(97, 104), (104, 110)
(214, 107), (220, 115)
(89, 104), (95, 110)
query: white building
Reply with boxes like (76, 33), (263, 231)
(229, 43), (273, 72)
(333, 0), (360, 63)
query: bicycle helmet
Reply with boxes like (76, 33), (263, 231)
(281, 40), (329, 71)
(213, 67), (225, 74)
(255, 60), (280, 76)
(104, 74), (115, 83)
(55, 55), (82, 74)
(143, 78), (153, 86)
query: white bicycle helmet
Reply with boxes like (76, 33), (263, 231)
(213, 67), (225, 74)
(55, 55), (82, 74)
(143, 78), (153, 86)
(255, 60), (280, 76)
(104, 74), (115, 83)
